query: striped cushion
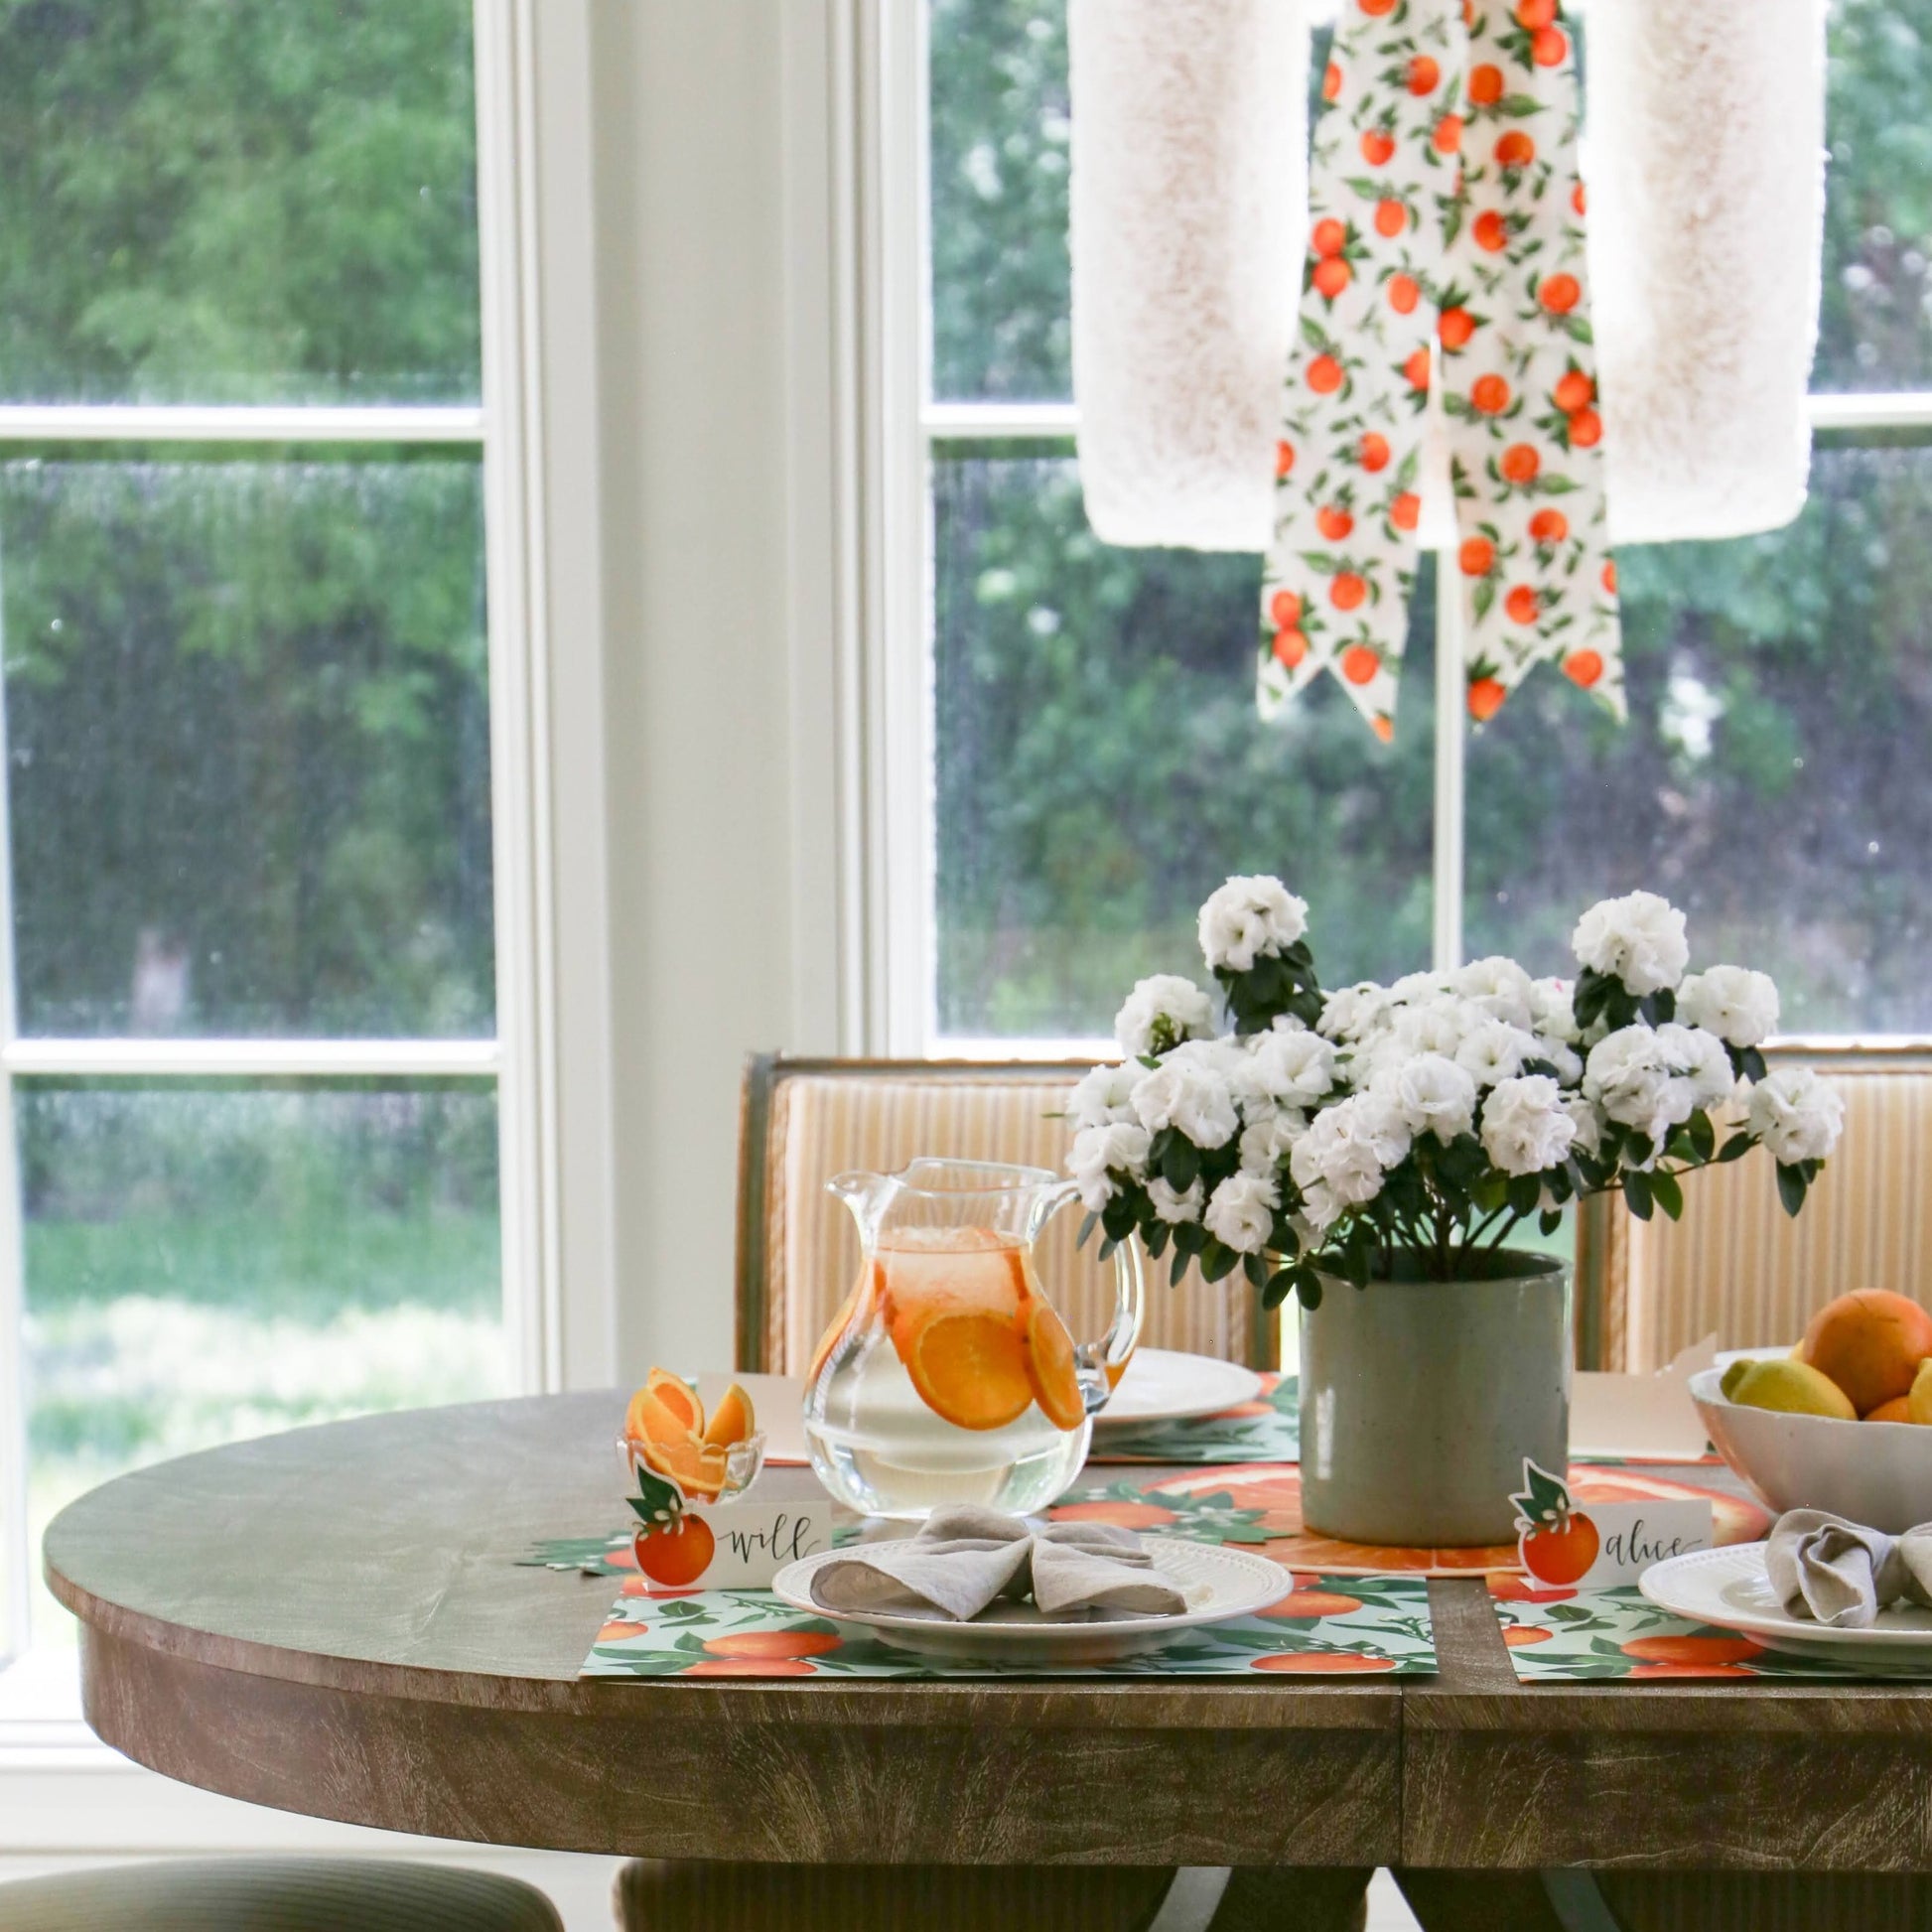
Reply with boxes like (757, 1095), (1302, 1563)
(761, 1070), (1266, 1374)
(1619, 1066), (1932, 1369)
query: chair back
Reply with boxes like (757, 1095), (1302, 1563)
(735, 1055), (1278, 1376)
(1600, 1053), (1932, 1369)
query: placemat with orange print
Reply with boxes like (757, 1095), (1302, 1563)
(1050, 1462), (1770, 1580)
(526, 1535), (1435, 1678)
(1489, 1579), (1869, 1681)
(1087, 1372), (1299, 1463)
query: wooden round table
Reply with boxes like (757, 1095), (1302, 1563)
(44, 1393), (1399, 1865)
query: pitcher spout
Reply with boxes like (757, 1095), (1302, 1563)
(825, 1169), (896, 1245)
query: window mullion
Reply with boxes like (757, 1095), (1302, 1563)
(1432, 550), (1465, 974)
(0, 522), (27, 1661)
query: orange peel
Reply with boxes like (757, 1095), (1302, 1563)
(702, 1381), (758, 1449)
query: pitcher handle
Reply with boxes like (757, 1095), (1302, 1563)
(1031, 1178), (1146, 1418)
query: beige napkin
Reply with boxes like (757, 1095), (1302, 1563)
(810, 1504), (1192, 1622)
(1765, 1510), (1932, 1629)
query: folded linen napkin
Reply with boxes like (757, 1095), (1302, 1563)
(810, 1504), (1192, 1622)
(1765, 1510), (1932, 1629)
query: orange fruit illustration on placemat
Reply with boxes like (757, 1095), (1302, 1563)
(703, 1630), (844, 1660)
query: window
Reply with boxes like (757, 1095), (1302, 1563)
(0, 0), (551, 1659)
(917, 0), (1932, 1050)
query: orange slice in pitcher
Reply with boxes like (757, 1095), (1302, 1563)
(902, 1309), (1035, 1432)
(702, 1381), (758, 1449)
(806, 1271), (874, 1387)
(1023, 1300), (1085, 1432)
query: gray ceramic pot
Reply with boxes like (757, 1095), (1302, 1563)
(1297, 1250), (1572, 1547)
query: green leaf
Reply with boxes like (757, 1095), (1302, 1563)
(1622, 1170), (1654, 1221)
(1169, 1246), (1190, 1288)
(1688, 1110), (1716, 1162)
(1648, 1169), (1684, 1220)
(1776, 1162), (1809, 1217)
(1076, 1210), (1098, 1249)
(1716, 1132), (1755, 1164)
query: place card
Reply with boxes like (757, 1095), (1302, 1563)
(1569, 1335), (1717, 1460)
(628, 1470), (833, 1595)
(1513, 1459), (1713, 1592)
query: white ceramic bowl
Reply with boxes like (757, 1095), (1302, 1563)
(1692, 1348), (1932, 1533)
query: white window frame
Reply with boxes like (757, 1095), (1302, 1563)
(0, 0), (618, 1695)
(857, 5), (1932, 1061)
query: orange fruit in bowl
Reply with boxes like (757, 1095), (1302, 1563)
(1865, 1396), (1914, 1424)
(1796, 1290), (1932, 1418)
(624, 1368), (705, 1449)
(640, 1433), (731, 1501)
(702, 1381), (758, 1449)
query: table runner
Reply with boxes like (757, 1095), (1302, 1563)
(1488, 1578), (1876, 1682)
(1053, 1462), (1767, 1579)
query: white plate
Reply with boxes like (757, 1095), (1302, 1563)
(1093, 1349), (1265, 1426)
(771, 1535), (1290, 1664)
(1640, 1544), (1932, 1670)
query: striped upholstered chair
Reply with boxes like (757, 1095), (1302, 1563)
(1583, 1049), (1931, 1370)
(734, 1054), (1280, 1376)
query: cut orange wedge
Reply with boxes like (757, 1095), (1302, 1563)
(1023, 1301), (1084, 1432)
(702, 1380), (757, 1449)
(902, 1309), (1034, 1432)
(624, 1367), (706, 1450)
(641, 1432), (730, 1501)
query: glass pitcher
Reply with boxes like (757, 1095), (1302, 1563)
(802, 1158), (1145, 1519)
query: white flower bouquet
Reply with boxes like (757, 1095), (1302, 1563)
(1070, 878), (1844, 1305)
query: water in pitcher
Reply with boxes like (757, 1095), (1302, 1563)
(803, 1226), (1094, 1519)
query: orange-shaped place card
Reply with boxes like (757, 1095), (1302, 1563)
(1512, 1459), (1712, 1592)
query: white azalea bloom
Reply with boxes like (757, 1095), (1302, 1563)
(1529, 976), (1580, 1042)
(1070, 1120), (1152, 1184)
(1480, 1074), (1579, 1177)
(1679, 965), (1780, 1049)
(1299, 1177), (1343, 1233)
(1113, 974), (1215, 1058)
(1747, 1066), (1846, 1166)
(1196, 875), (1308, 973)
(1130, 1058), (1238, 1150)
(1239, 1109), (1307, 1175)
(1390, 969), (1449, 1005)
(1166, 1035), (1250, 1078)
(1655, 1023), (1736, 1111)
(1571, 891), (1690, 996)
(1204, 1172), (1281, 1255)
(1455, 1018), (1539, 1087)
(1067, 1061), (1140, 1131)
(1239, 1027), (1340, 1107)
(1289, 1104), (1389, 1208)
(1391, 1001), (1468, 1060)
(1561, 1091), (1603, 1158)
(1318, 981), (1389, 1040)
(1351, 1090), (1415, 1167)
(1583, 1026), (1667, 1124)
(1534, 1036), (1584, 1086)
(1452, 956), (1537, 1030)
(1146, 1174), (1206, 1223)
(1377, 1052), (1477, 1143)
